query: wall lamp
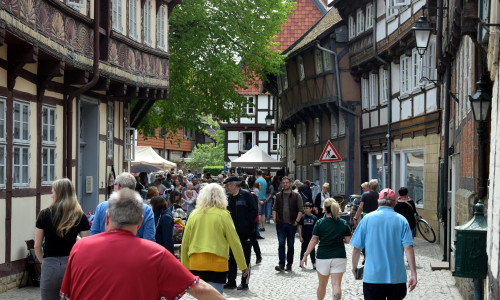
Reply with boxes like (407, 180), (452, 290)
(265, 113), (273, 126)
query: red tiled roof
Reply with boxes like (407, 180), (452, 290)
(137, 129), (192, 152)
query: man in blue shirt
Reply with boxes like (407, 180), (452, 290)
(350, 188), (417, 299)
(91, 172), (155, 241)
(255, 170), (267, 234)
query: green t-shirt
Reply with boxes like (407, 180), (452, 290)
(312, 217), (352, 259)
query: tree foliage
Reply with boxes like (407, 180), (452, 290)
(134, 0), (294, 137)
(185, 129), (225, 170)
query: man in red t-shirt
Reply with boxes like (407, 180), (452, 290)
(60, 188), (224, 300)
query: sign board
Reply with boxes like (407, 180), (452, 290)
(319, 141), (342, 162)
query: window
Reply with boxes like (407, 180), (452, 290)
(361, 77), (369, 110)
(67, 0), (84, 10)
(143, 0), (152, 45)
(369, 73), (378, 109)
(400, 55), (411, 96)
(272, 132), (280, 152)
(321, 164), (328, 187)
(330, 113), (338, 138)
(13, 100), (30, 186)
(124, 106), (135, 162)
(315, 50), (323, 74)
(394, 150), (425, 207)
(365, 4), (373, 29)
(112, 0), (123, 32)
(42, 106), (56, 184)
(379, 68), (389, 105)
(339, 163), (345, 193)
(386, 0), (398, 20)
(412, 49), (422, 91)
(369, 152), (389, 191)
(239, 131), (255, 151)
(107, 102), (114, 159)
(356, 9), (365, 35)
(0, 98), (5, 186)
(296, 123), (302, 146)
(277, 75), (282, 94)
(128, 0), (138, 40)
(282, 67), (289, 90)
(322, 44), (332, 71)
(297, 56), (305, 81)
(314, 118), (320, 143)
(348, 15), (355, 39)
(156, 5), (166, 50)
(331, 162), (345, 194)
(244, 96), (255, 115)
(301, 122), (306, 145)
(339, 113), (346, 136)
(422, 39), (436, 84)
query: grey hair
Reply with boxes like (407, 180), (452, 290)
(369, 179), (379, 190)
(378, 198), (395, 207)
(186, 182), (193, 188)
(115, 172), (136, 189)
(196, 183), (228, 213)
(107, 188), (143, 228)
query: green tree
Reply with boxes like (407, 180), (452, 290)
(134, 0), (294, 138)
(186, 129), (225, 170)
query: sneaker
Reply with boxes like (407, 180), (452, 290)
(275, 265), (285, 272)
(256, 257), (262, 264)
(259, 228), (266, 231)
(224, 283), (237, 289)
(256, 236), (264, 239)
(285, 265), (292, 271)
(313, 263), (316, 270)
(237, 283), (249, 290)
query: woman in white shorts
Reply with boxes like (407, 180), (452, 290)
(300, 198), (352, 300)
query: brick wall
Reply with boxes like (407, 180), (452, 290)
(137, 128), (192, 152)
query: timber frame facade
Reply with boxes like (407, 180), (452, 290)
(0, 0), (180, 287)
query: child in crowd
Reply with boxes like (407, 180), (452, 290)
(183, 190), (196, 218)
(299, 202), (318, 269)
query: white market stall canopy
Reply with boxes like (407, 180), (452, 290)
(132, 146), (177, 170)
(230, 145), (284, 168)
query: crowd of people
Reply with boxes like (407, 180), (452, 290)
(34, 168), (419, 300)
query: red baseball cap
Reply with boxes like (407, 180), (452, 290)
(379, 188), (396, 201)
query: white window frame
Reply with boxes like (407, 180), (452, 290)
(369, 73), (378, 109)
(314, 117), (320, 143)
(41, 147), (56, 185)
(156, 5), (166, 50)
(112, 0), (123, 32)
(297, 56), (305, 81)
(301, 122), (306, 146)
(331, 163), (339, 194)
(296, 123), (302, 146)
(13, 101), (30, 143)
(368, 152), (389, 191)
(244, 96), (255, 115)
(67, 0), (84, 10)
(348, 15), (355, 39)
(330, 113), (338, 139)
(365, 4), (373, 29)
(107, 102), (114, 159)
(386, 0), (398, 21)
(42, 105), (57, 185)
(271, 132), (280, 152)
(0, 98), (5, 141)
(411, 48), (421, 92)
(339, 163), (345, 193)
(361, 78), (369, 110)
(128, 0), (138, 40)
(13, 100), (30, 186)
(0, 98), (5, 187)
(322, 43), (332, 71)
(143, 0), (152, 46)
(400, 55), (411, 97)
(356, 9), (365, 35)
(379, 67), (389, 105)
(239, 131), (256, 152)
(422, 38), (437, 86)
(315, 50), (323, 74)
(393, 149), (425, 208)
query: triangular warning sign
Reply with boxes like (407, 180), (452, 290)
(319, 141), (342, 162)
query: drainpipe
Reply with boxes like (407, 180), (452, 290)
(65, 0), (101, 179)
(372, 0), (392, 188)
(437, 0), (451, 263)
(316, 41), (362, 194)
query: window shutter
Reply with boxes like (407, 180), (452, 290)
(239, 132), (243, 151)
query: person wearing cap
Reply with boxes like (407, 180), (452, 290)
(223, 176), (258, 291)
(349, 188), (417, 299)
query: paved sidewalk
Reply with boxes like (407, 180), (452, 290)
(0, 222), (462, 299)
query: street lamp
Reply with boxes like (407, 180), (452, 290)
(412, 15), (433, 57)
(469, 78), (491, 123)
(265, 113), (273, 126)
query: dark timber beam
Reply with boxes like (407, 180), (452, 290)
(65, 70), (89, 85)
(93, 77), (110, 91)
(131, 99), (155, 128)
(138, 87), (149, 99)
(109, 82), (127, 97)
(7, 45), (38, 91)
(127, 86), (139, 98)
(37, 60), (65, 98)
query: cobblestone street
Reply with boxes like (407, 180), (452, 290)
(0, 222), (463, 300)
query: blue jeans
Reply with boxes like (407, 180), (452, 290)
(265, 199), (273, 220)
(276, 224), (296, 268)
(207, 282), (224, 294)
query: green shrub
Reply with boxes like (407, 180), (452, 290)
(203, 166), (225, 175)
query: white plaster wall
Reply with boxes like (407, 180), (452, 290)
(257, 112), (266, 124)
(401, 99), (412, 119)
(391, 62), (400, 94)
(380, 107), (388, 125)
(362, 113), (370, 129)
(228, 142), (239, 154)
(240, 117), (254, 124)
(227, 131), (238, 141)
(259, 143), (269, 153)
(40, 194), (52, 210)
(370, 111), (379, 127)
(400, 7), (411, 23)
(271, 154), (278, 160)
(413, 94), (425, 116)
(426, 88), (437, 112)
(11, 197), (36, 261)
(376, 0), (385, 17)
(258, 95), (268, 110)
(376, 20), (386, 42)
(387, 18), (399, 36)
(228, 155), (239, 161)
(413, 0), (425, 12)
(392, 98), (401, 122)
(0, 199), (5, 264)
(258, 131), (268, 141)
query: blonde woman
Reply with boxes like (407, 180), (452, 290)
(35, 178), (90, 300)
(181, 183), (248, 294)
(301, 198), (352, 300)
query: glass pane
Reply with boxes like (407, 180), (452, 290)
(42, 148), (47, 164)
(0, 166), (4, 185)
(22, 166), (28, 183)
(14, 103), (20, 122)
(42, 126), (48, 141)
(42, 108), (48, 125)
(0, 120), (3, 139)
(13, 148), (19, 164)
(0, 147), (3, 164)
(50, 165), (55, 181)
(50, 109), (55, 125)
(22, 122), (28, 140)
(406, 151), (425, 205)
(42, 166), (47, 182)
(22, 105), (28, 122)
(13, 166), (19, 183)
(22, 148), (29, 165)
(50, 148), (55, 163)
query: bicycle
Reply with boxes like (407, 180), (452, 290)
(415, 210), (436, 243)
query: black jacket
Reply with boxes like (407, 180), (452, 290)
(227, 188), (258, 239)
(298, 184), (313, 205)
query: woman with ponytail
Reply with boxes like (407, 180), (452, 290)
(300, 198), (352, 300)
(35, 178), (90, 300)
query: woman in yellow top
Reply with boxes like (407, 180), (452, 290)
(181, 183), (248, 294)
